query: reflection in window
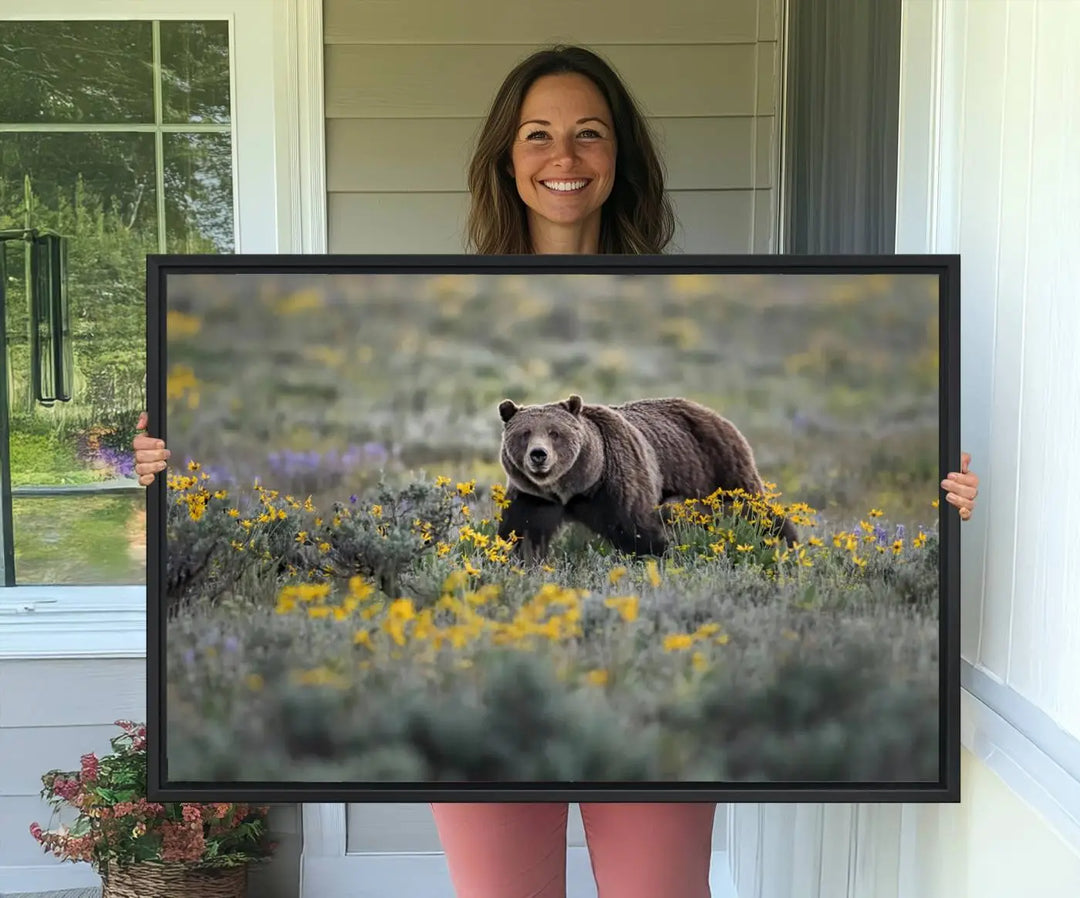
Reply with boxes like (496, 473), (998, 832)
(0, 20), (234, 585)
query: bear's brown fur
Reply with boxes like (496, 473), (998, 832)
(496, 394), (797, 560)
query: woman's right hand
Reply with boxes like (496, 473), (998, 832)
(133, 411), (170, 486)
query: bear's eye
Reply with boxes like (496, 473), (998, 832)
(549, 430), (559, 440)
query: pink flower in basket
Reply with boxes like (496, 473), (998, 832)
(29, 720), (275, 880)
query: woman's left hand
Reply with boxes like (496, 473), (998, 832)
(942, 452), (979, 521)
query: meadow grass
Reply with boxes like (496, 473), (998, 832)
(164, 466), (942, 785)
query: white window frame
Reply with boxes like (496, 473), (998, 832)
(0, 0), (326, 661)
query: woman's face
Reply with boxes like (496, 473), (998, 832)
(509, 72), (617, 238)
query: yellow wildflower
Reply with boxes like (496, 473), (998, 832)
(349, 576), (375, 600)
(585, 669), (609, 686)
(443, 570), (469, 593)
(663, 633), (694, 652)
(604, 595), (639, 623)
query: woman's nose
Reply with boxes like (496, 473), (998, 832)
(548, 134), (578, 164)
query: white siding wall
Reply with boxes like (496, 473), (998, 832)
(929, 0), (1079, 737)
(727, 0), (1080, 894)
(323, 0), (783, 255)
(0, 660), (145, 883)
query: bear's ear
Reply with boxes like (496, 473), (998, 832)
(561, 394), (583, 416)
(498, 399), (520, 423)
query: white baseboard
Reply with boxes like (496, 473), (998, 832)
(3, 849), (738, 898)
(300, 848), (738, 898)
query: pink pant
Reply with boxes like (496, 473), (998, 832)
(430, 802), (716, 898)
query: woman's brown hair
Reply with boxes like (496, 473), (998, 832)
(465, 45), (676, 255)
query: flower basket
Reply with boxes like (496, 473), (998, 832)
(30, 720), (275, 895)
(101, 859), (248, 898)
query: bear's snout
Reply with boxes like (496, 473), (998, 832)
(523, 440), (555, 477)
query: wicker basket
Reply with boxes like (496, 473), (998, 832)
(100, 860), (248, 898)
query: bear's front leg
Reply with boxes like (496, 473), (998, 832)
(497, 487), (566, 563)
(566, 493), (669, 558)
(610, 516), (669, 558)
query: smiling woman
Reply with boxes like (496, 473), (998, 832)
(464, 45), (675, 256)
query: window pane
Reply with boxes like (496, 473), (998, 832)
(160, 21), (232, 124)
(2, 131), (156, 419)
(0, 22), (154, 124)
(12, 493), (146, 585)
(1, 18), (235, 586)
(3, 132), (153, 585)
(164, 133), (235, 252)
(0, 132), (159, 234)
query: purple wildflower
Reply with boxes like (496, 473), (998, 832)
(95, 446), (136, 479)
(361, 442), (389, 464)
(202, 464), (234, 485)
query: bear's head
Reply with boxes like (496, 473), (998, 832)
(497, 394), (586, 486)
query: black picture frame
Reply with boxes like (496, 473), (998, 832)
(146, 252), (961, 804)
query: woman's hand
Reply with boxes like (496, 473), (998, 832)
(941, 452), (979, 521)
(133, 411), (170, 487)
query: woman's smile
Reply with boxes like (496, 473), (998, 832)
(539, 178), (592, 193)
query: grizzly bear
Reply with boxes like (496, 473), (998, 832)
(495, 394), (798, 561)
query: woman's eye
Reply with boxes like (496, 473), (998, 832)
(579, 129), (601, 138)
(525, 130), (549, 141)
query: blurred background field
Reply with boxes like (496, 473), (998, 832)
(165, 269), (942, 534)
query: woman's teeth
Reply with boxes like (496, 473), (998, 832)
(542, 179), (588, 192)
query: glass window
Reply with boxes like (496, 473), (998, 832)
(0, 20), (234, 585)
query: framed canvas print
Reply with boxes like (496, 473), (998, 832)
(146, 253), (961, 803)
